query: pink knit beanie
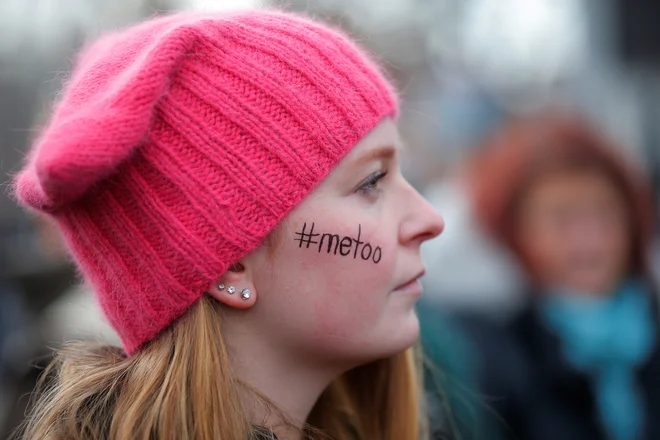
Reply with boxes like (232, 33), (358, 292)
(13, 10), (398, 354)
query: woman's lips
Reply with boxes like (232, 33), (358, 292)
(392, 279), (423, 295)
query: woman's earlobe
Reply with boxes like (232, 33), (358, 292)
(208, 279), (256, 309)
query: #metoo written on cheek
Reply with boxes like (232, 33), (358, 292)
(294, 222), (382, 264)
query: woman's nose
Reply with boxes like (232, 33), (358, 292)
(399, 184), (444, 244)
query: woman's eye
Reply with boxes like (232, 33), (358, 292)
(357, 171), (388, 194)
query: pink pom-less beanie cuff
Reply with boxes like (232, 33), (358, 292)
(13, 10), (398, 354)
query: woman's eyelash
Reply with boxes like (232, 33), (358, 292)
(357, 171), (388, 193)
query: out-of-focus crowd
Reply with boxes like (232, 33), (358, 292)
(419, 113), (660, 440)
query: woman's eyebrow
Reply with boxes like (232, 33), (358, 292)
(351, 144), (397, 168)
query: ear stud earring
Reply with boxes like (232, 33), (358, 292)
(227, 286), (236, 294)
(240, 289), (252, 300)
(218, 283), (225, 290)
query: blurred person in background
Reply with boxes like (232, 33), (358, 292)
(9, 9), (445, 440)
(460, 113), (660, 440)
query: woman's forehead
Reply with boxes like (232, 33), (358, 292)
(340, 119), (403, 167)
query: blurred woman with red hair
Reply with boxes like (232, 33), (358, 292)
(464, 113), (660, 440)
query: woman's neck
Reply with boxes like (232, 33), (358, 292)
(222, 313), (342, 440)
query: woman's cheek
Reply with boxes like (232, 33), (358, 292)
(289, 223), (393, 340)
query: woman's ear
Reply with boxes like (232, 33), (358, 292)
(208, 262), (256, 309)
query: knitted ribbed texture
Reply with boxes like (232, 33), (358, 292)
(13, 10), (398, 354)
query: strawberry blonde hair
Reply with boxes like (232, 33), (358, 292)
(13, 295), (426, 440)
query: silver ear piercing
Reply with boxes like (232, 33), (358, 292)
(220, 284), (249, 299)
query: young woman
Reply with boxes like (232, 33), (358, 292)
(463, 114), (660, 440)
(11, 9), (444, 440)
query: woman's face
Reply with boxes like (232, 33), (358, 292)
(514, 169), (631, 296)
(244, 118), (444, 367)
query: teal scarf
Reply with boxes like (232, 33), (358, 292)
(540, 279), (656, 440)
